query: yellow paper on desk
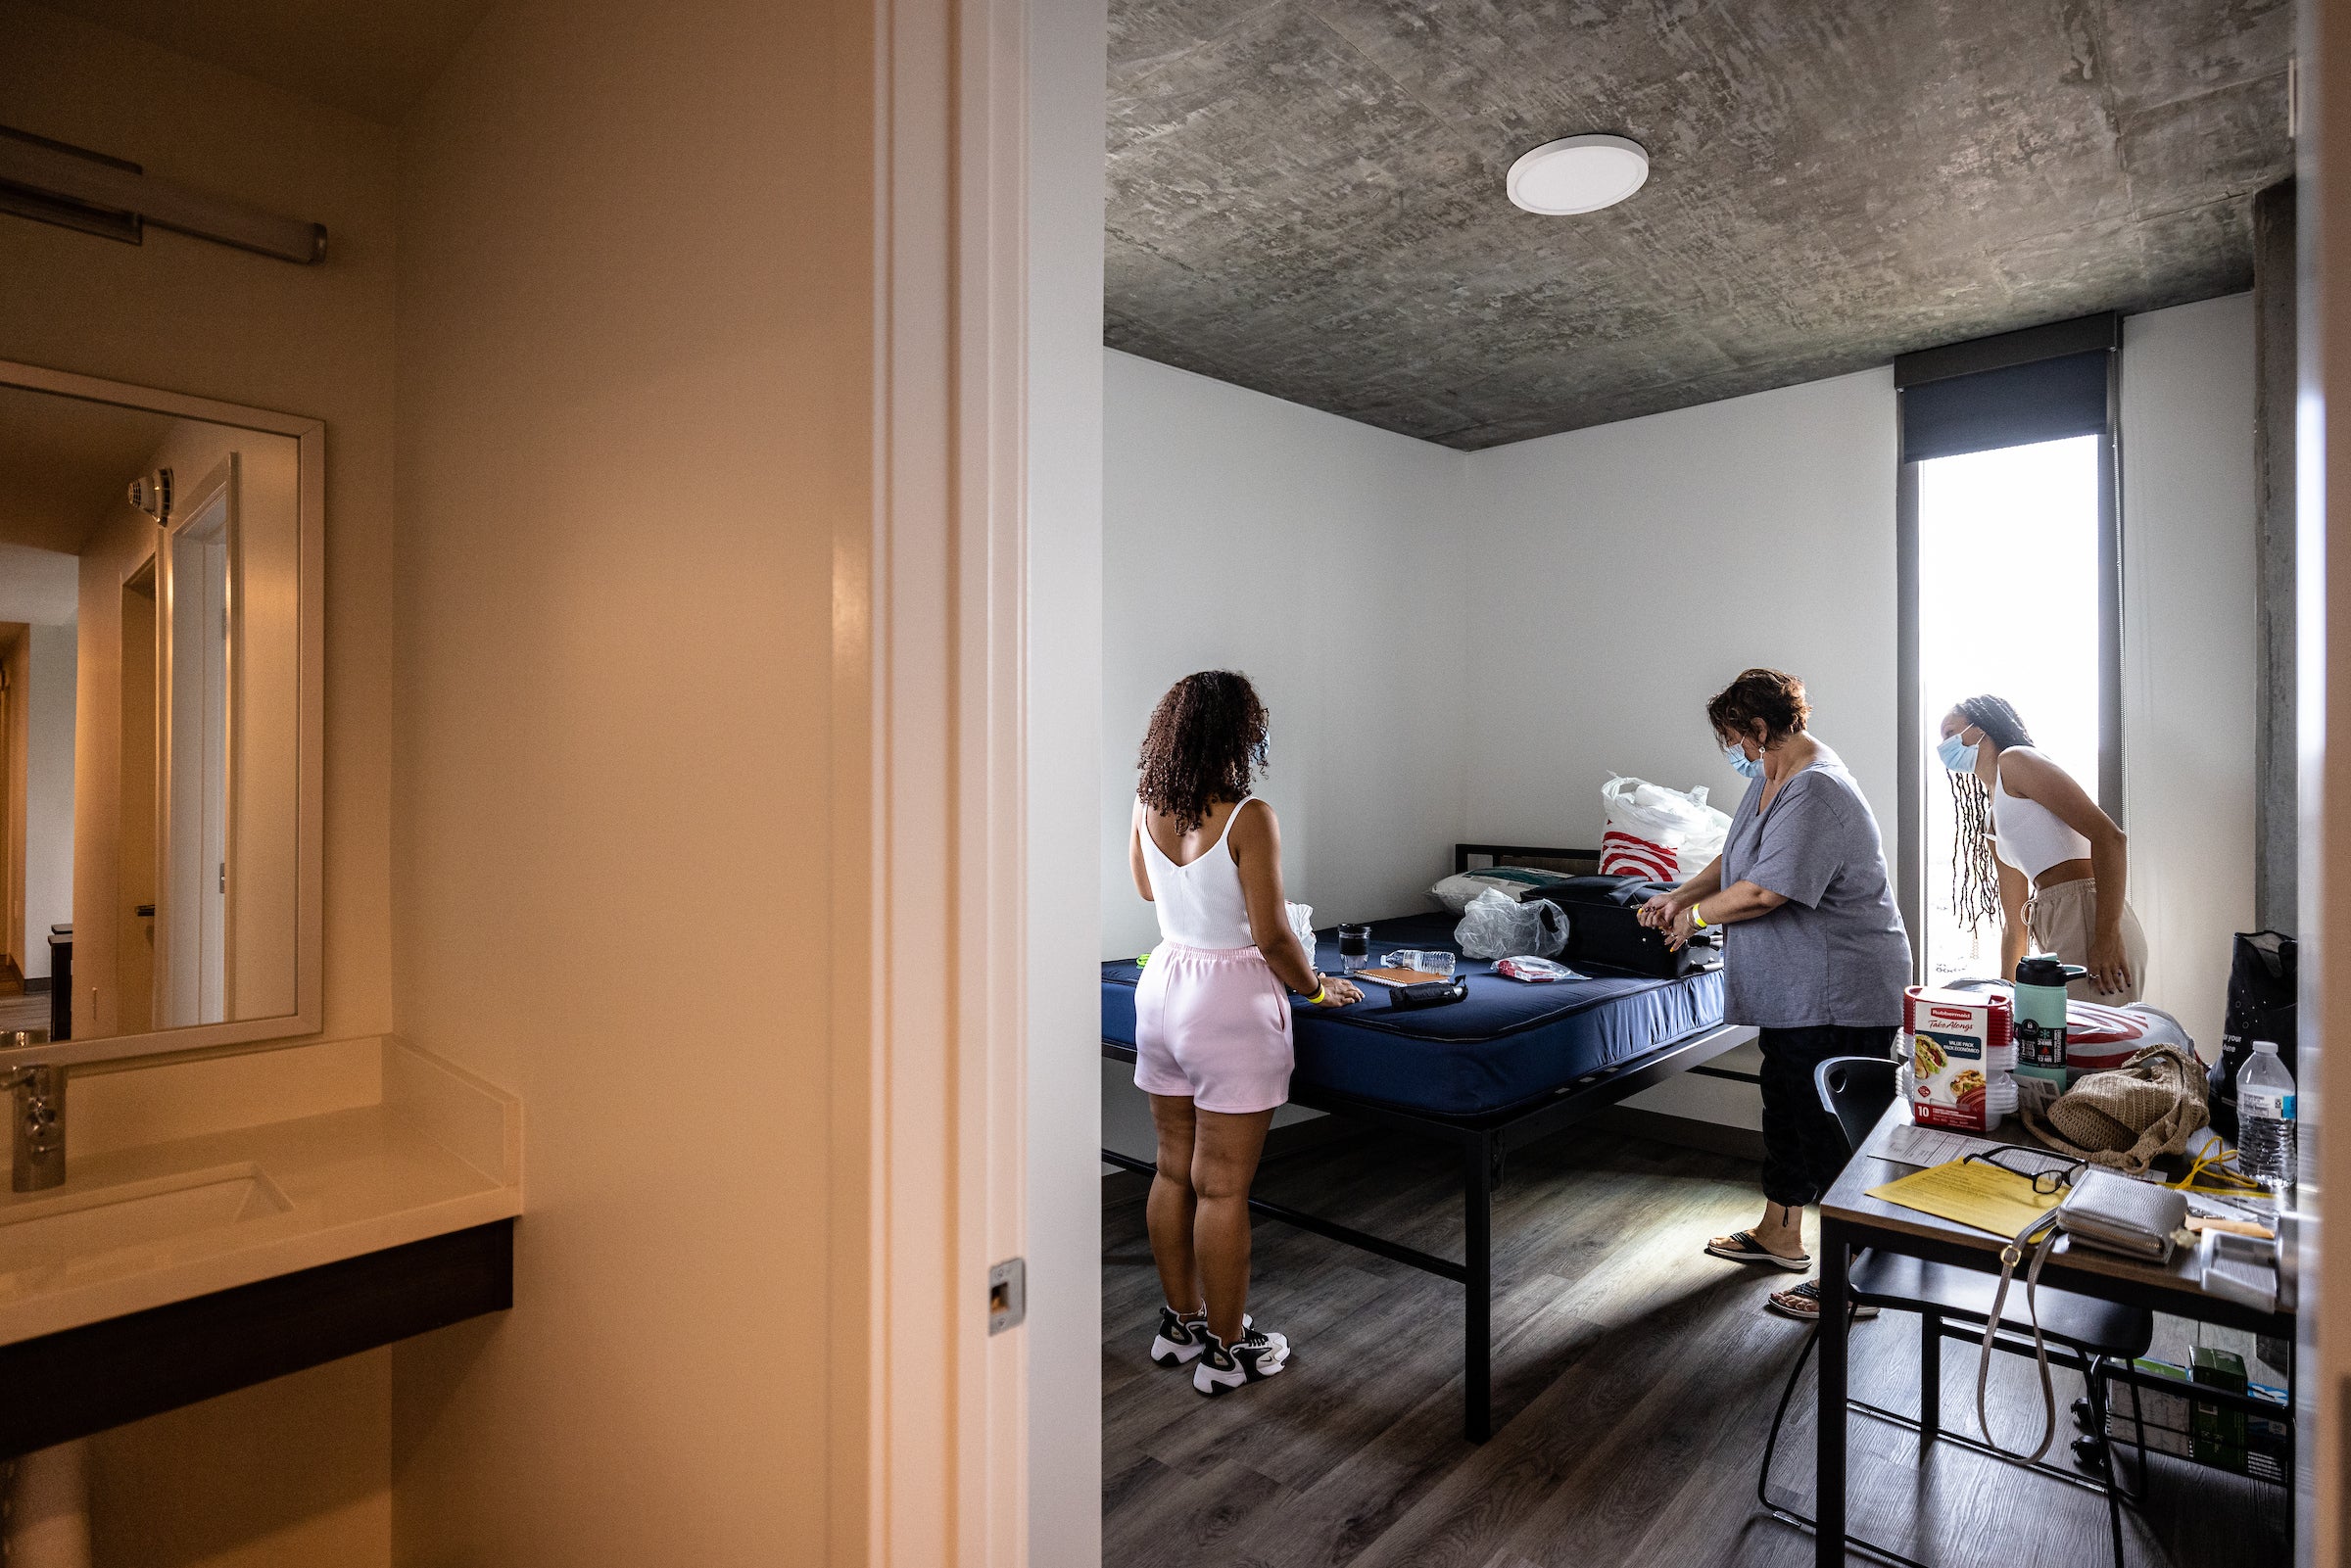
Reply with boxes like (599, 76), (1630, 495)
(1865, 1161), (2060, 1239)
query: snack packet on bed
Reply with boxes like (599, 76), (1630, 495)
(1493, 956), (1577, 983)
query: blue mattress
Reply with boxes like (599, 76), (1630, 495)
(1102, 914), (1725, 1117)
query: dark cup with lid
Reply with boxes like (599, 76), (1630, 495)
(2015, 956), (2071, 989)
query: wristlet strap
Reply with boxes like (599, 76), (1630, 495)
(1976, 1207), (2064, 1463)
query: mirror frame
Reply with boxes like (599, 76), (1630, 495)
(0, 358), (323, 1069)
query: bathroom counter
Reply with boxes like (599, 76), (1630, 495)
(0, 1102), (518, 1347)
(0, 1040), (519, 1457)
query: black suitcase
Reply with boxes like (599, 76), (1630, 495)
(1547, 876), (1722, 980)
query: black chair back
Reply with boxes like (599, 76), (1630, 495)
(1814, 1055), (1897, 1159)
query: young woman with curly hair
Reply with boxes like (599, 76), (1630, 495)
(1937, 694), (2143, 1000)
(1128, 670), (1360, 1395)
(1639, 668), (1911, 1320)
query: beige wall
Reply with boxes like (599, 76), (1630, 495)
(7, 628), (26, 974)
(1, 5), (401, 1563)
(0, 0), (397, 1047)
(74, 496), (159, 1034)
(387, 1), (870, 1563)
(88, 1353), (393, 1568)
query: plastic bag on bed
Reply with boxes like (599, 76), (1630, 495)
(1455, 888), (1568, 960)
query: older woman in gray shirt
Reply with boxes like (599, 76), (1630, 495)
(1640, 668), (1911, 1320)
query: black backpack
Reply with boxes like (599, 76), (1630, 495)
(2207, 931), (2297, 1142)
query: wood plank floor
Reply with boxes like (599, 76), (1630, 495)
(0, 992), (52, 1033)
(1103, 1125), (2287, 1567)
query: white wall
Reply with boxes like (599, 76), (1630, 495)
(2119, 294), (2258, 1054)
(1028, 0), (1107, 1558)
(24, 621), (74, 980)
(1461, 367), (1898, 1129)
(1463, 369), (1901, 853)
(1099, 351), (1464, 1156)
(1100, 350), (1467, 958)
(1101, 297), (2260, 1142)
(0, 546), (78, 624)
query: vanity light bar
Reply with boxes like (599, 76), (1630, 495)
(0, 125), (326, 265)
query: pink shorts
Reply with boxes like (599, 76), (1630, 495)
(1132, 942), (1294, 1114)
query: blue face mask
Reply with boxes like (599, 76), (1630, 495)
(1937, 733), (1980, 773)
(1723, 740), (1763, 781)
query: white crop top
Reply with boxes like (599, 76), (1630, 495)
(1991, 769), (2092, 879)
(1138, 795), (1259, 949)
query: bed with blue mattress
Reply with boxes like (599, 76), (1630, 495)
(1102, 912), (1724, 1117)
(1099, 844), (1754, 1444)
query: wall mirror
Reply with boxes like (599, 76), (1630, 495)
(0, 360), (320, 1068)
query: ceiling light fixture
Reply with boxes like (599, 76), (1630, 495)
(1506, 134), (1649, 215)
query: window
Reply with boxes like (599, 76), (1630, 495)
(1895, 317), (2122, 984)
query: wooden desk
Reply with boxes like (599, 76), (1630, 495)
(1810, 1103), (2293, 1568)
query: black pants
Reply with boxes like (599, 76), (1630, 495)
(1756, 1024), (1897, 1209)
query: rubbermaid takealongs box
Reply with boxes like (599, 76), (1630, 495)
(1904, 985), (2018, 1132)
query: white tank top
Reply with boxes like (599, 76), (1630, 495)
(1991, 767), (2092, 879)
(1138, 796), (1259, 950)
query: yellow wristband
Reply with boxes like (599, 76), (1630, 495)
(1689, 906), (1709, 929)
(1306, 985), (1327, 1004)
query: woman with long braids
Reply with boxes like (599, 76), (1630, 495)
(1937, 694), (2144, 1000)
(1128, 671), (1361, 1396)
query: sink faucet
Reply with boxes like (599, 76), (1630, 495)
(1, 1033), (65, 1192)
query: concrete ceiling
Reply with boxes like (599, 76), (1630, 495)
(1105, 0), (2295, 449)
(30, 0), (495, 125)
(0, 382), (177, 556)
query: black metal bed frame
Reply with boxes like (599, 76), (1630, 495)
(1102, 843), (1761, 1443)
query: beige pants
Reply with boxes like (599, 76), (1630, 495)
(2026, 878), (2148, 1004)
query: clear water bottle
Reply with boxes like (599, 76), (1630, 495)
(2236, 1040), (2297, 1190)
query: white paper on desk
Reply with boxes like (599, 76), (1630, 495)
(1879, 1123), (2076, 1179)
(1879, 1124), (2000, 1168)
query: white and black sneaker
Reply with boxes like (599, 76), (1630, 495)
(1192, 1325), (1290, 1396)
(1149, 1306), (1249, 1367)
(1150, 1306), (1208, 1367)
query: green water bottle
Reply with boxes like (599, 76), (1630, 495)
(2013, 956), (2074, 1084)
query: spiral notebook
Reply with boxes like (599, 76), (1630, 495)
(1355, 966), (1448, 988)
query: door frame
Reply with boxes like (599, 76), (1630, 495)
(845, 0), (1039, 1560)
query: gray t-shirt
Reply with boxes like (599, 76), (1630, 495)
(1717, 743), (1912, 1029)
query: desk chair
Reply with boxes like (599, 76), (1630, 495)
(1754, 1056), (2153, 1568)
